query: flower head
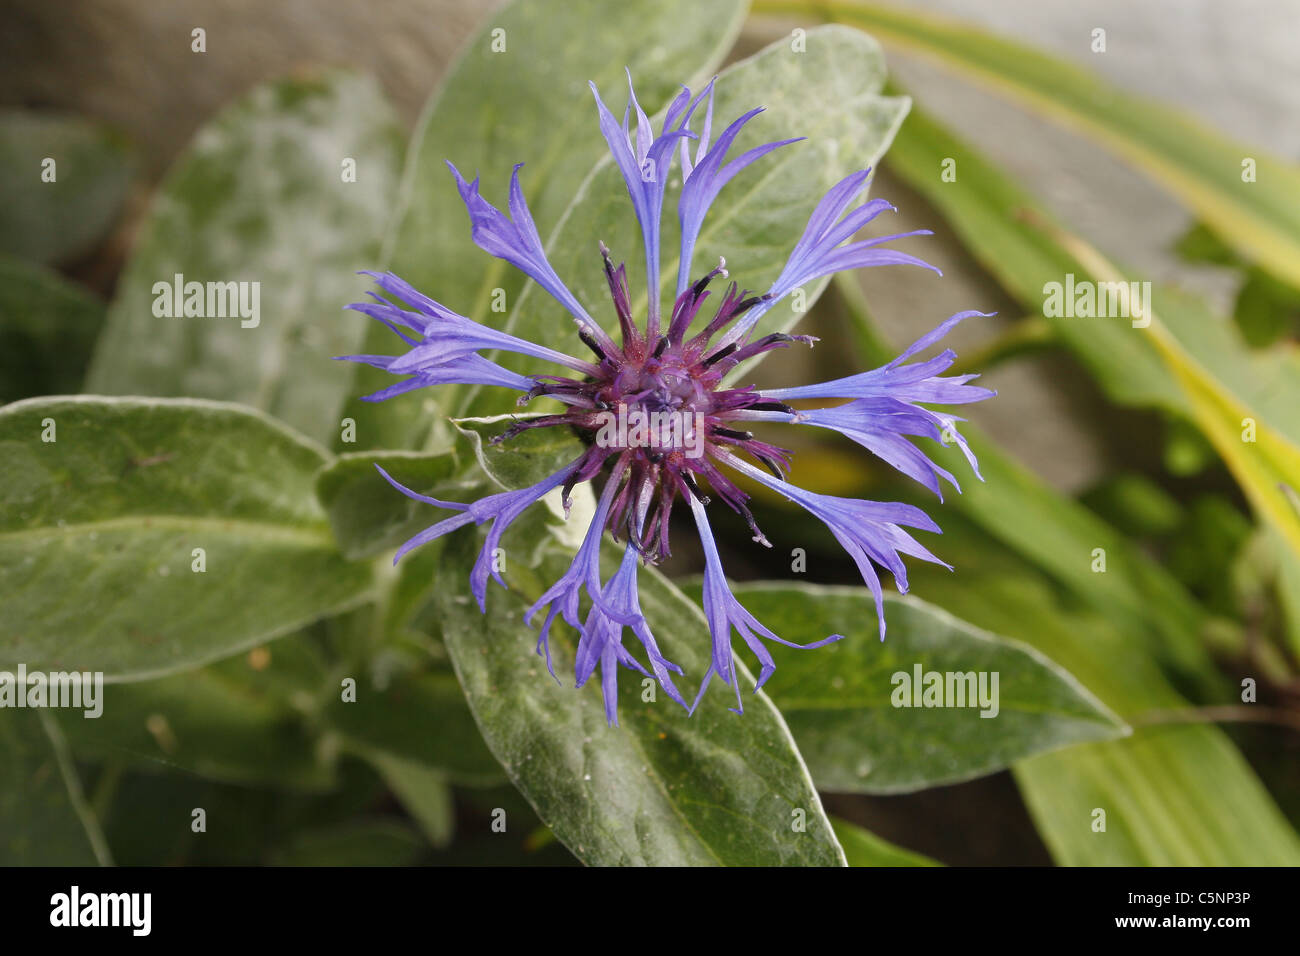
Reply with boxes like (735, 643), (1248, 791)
(343, 74), (994, 723)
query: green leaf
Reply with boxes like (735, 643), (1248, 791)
(55, 632), (335, 790)
(1058, 233), (1300, 560)
(717, 585), (1125, 793)
(0, 255), (104, 402)
(879, 95), (1300, 643)
(451, 415), (587, 491)
(955, 430), (1221, 688)
(831, 817), (939, 866)
(361, 751), (455, 848)
(1266, 525), (1300, 658)
(0, 711), (109, 865)
(831, 285), (1300, 863)
(0, 396), (372, 680)
(885, 100), (1300, 446)
(316, 450), (465, 560)
(1232, 269), (1300, 348)
(326, 671), (504, 788)
(881, 103), (1172, 411)
(452, 416), (595, 557)
(1162, 417), (1217, 477)
(85, 72), (404, 446)
(848, 106), (1291, 673)
(876, 92), (1300, 615)
(934, 440), (1300, 863)
(316, 418), (583, 569)
(97, 759), (388, 865)
(1018, 731), (1300, 866)
(343, 0), (750, 448)
(899, 516), (1300, 866)
(435, 544), (845, 866)
(269, 819), (426, 866)
(0, 110), (136, 266)
(1166, 496), (1253, 619)
(485, 24), (910, 399)
(760, 0), (1300, 289)
(1078, 473), (1184, 539)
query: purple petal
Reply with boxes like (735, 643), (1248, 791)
(686, 496), (842, 714)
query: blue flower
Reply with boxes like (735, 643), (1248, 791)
(344, 74), (995, 724)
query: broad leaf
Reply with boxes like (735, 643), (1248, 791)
(829, 283), (1300, 862)
(85, 72), (403, 446)
(901, 512), (1300, 866)
(0, 110), (135, 266)
(435, 544), (845, 866)
(0, 396), (372, 680)
(344, 0), (750, 447)
(317, 418), (586, 560)
(317, 450), (465, 560)
(56, 632), (335, 790)
(0, 255), (103, 402)
(451, 415), (587, 491)
(719, 584), (1126, 793)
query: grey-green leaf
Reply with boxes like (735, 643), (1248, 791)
(0, 396), (372, 680)
(715, 584), (1127, 793)
(85, 72), (404, 446)
(315, 420), (582, 561)
(55, 631), (335, 790)
(316, 450), (465, 560)
(435, 544), (845, 867)
(0, 110), (136, 266)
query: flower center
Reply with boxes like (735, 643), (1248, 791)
(498, 245), (808, 564)
(609, 349), (708, 414)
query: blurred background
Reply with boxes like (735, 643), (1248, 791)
(3, 0), (1298, 865)
(8, 0), (1297, 486)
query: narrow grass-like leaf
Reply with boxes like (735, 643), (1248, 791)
(757, 0), (1300, 288)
